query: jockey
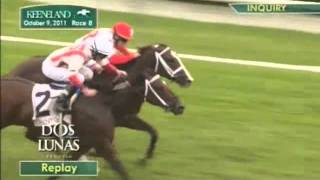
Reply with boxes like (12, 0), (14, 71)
(74, 22), (138, 67)
(42, 34), (127, 111)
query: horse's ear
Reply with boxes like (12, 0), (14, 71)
(137, 46), (143, 54)
(138, 44), (160, 54)
(138, 46), (150, 54)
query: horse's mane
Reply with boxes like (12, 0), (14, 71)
(1, 76), (35, 86)
(117, 44), (165, 70)
(137, 44), (166, 54)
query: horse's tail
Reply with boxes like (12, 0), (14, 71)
(1, 76), (35, 129)
(1, 76), (35, 86)
(7, 56), (46, 77)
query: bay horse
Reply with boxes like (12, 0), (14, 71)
(1, 67), (183, 179)
(8, 44), (191, 159)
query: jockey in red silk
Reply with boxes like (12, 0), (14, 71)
(42, 22), (136, 94)
(41, 23), (136, 111)
(74, 22), (138, 67)
(110, 22), (138, 65)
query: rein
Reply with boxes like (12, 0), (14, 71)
(144, 74), (168, 107)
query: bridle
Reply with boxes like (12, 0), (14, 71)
(154, 46), (194, 81)
(144, 74), (169, 107)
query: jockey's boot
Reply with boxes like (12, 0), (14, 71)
(55, 93), (70, 113)
(55, 86), (77, 113)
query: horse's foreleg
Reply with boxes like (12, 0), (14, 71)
(25, 127), (41, 143)
(47, 141), (92, 180)
(117, 115), (159, 159)
(95, 139), (129, 180)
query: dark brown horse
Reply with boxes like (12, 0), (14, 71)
(8, 44), (191, 159)
(1, 77), (128, 179)
(1, 67), (183, 179)
(9, 44), (194, 87)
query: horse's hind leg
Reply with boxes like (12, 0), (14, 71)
(67, 143), (92, 160)
(117, 115), (158, 159)
(95, 139), (129, 180)
(25, 127), (41, 143)
(47, 141), (92, 180)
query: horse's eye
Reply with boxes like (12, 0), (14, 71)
(169, 52), (179, 62)
(169, 58), (176, 63)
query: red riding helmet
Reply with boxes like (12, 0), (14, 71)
(113, 22), (134, 41)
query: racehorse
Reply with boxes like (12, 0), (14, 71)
(9, 44), (193, 87)
(1, 67), (183, 179)
(8, 44), (192, 159)
(1, 77), (128, 179)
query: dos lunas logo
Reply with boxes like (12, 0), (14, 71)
(38, 124), (80, 152)
(20, 5), (97, 29)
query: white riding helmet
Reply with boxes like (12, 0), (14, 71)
(91, 34), (113, 56)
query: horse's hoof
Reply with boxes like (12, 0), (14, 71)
(121, 176), (131, 180)
(136, 158), (148, 166)
(145, 153), (153, 159)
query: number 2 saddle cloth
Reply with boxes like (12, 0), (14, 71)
(31, 83), (71, 127)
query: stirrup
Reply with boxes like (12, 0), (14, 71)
(55, 94), (70, 113)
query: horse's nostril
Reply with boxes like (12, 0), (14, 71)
(181, 79), (192, 88)
(178, 106), (185, 111)
(174, 105), (184, 115)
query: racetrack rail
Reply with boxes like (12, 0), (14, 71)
(1, 35), (319, 73)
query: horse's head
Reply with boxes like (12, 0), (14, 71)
(138, 44), (194, 88)
(139, 69), (185, 115)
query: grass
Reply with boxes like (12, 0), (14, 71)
(1, 0), (320, 66)
(1, 0), (320, 180)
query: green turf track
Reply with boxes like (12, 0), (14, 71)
(1, 0), (320, 66)
(1, 0), (320, 180)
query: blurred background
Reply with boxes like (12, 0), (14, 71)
(30, 0), (320, 33)
(1, 0), (320, 180)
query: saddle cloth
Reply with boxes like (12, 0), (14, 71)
(32, 84), (71, 127)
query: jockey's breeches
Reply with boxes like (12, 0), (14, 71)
(42, 59), (85, 85)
